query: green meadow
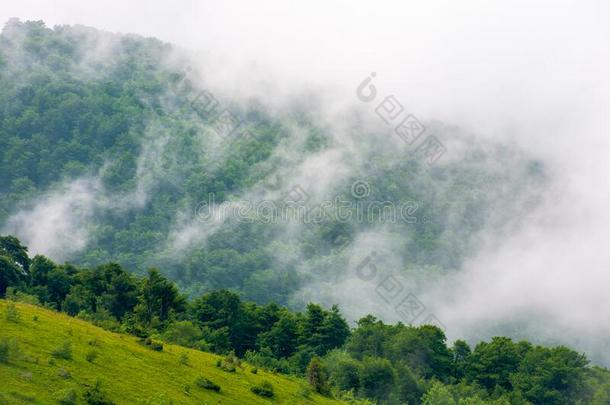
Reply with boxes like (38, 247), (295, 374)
(0, 300), (343, 404)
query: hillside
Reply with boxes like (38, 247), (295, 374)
(0, 300), (343, 404)
(0, 19), (544, 312)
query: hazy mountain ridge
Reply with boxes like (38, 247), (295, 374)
(0, 20), (544, 306)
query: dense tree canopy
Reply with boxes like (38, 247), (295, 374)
(1, 235), (607, 404)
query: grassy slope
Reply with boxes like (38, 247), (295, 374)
(0, 300), (343, 404)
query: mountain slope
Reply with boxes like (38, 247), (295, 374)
(0, 300), (342, 404)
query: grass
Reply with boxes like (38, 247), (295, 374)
(0, 300), (344, 404)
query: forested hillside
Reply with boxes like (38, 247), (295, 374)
(1, 235), (610, 404)
(0, 19), (544, 312)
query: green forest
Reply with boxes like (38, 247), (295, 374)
(0, 19), (607, 405)
(1, 235), (610, 404)
(0, 19), (544, 305)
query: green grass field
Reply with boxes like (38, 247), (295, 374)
(0, 300), (344, 404)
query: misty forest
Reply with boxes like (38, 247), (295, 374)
(0, 14), (609, 405)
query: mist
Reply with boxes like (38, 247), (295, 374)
(1, 0), (609, 364)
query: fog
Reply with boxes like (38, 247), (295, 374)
(1, 1), (609, 362)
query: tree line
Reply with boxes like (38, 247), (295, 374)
(1, 235), (609, 404)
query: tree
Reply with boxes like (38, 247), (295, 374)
(319, 305), (350, 353)
(510, 346), (589, 405)
(29, 255), (56, 287)
(0, 236), (30, 275)
(0, 255), (20, 296)
(191, 289), (249, 354)
(163, 320), (204, 348)
(452, 340), (472, 379)
(306, 356), (329, 394)
(302, 303), (326, 353)
(136, 268), (185, 325)
(324, 350), (361, 392)
(466, 337), (523, 392)
(422, 381), (455, 405)
(359, 356), (395, 401)
(102, 266), (138, 320)
(345, 315), (389, 360)
(46, 265), (76, 308)
(257, 313), (299, 358)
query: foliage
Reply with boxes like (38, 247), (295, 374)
(83, 380), (115, 405)
(195, 376), (221, 392)
(0, 300), (339, 404)
(51, 341), (73, 360)
(0, 339), (9, 363)
(251, 381), (275, 398)
(0, 236), (605, 404)
(55, 389), (78, 405)
(307, 357), (329, 394)
(86, 350), (99, 363)
(4, 300), (20, 322)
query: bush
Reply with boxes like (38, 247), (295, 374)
(83, 380), (115, 405)
(251, 367), (258, 374)
(163, 321), (204, 347)
(5, 301), (20, 322)
(57, 367), (72, 379)
(55, 389), (77, 405)
(216, 352), (240, 372)
(150, 341), (163, 351)
(0, 339), (9, 363)
(299, 385), (312, 398)
(251, 381), (274, 398)
(86, 350), (99, 363)
(141, 337), (163, 351)
(179, 352), (189, 365)
(6, 288), (39, 305)
(51, 341), (73, 360)
(195, 376), (221, 392)
(306, 357), (329, 394)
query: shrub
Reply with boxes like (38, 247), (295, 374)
(150, 341), (163, 351)
(299, 385), (312, 398)
(162, 321), (204, 347)
(216, 352), (240, 372)
(51, 341), (73, 360)
(57, 367), (72, 379)
(142, 337), (164, 351)
(55, 389), (77, 405)
(5, 301), (20, 322)
(179, 352), (189, 365)
(251, 381), (274, 398)
(0, 339), (9, 363)
(195, 376), (221, 392)
(83, 380), (115, 405)
(251, 367), (258, 374)
(86, 350), (99, 363)
(6, 288), (38, 304)
(306, 357), (329, 394)
(0, 338), (20, 363)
